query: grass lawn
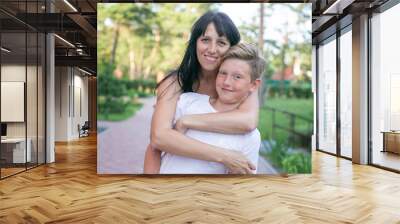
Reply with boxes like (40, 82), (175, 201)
(98, 102), (143, 122)
(258, 97), (313, 144)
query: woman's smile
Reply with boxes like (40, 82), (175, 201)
(204, 55), (218, 63)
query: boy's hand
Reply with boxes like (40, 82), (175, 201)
(175, 117), (188, 134)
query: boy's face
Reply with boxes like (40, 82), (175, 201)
(216, 58), (260, 105)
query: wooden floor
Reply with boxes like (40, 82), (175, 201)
(1, 167), (26, 178)
(373, 150), (400, 171)
(1, 135), (400, 223)
(1, 163), (45, 178)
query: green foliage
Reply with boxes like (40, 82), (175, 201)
(98, 59), (131, 120)
(98, 98), (126, 114)
(239, 4), (312, 100)
(282, 152), (311, 173)
(290, 81), (312, 98)
(98, 3), (213, 81)
(266, 80), (290, 98)
(123, 79), (157, 92)
(98, 102), (143, 122)
(98, 4), (210, 122)
(100, 3), (155, 35)
(258, 97), (313, 147)
(262, 139), (311, 174)
(262, 140), (287, 168)
(266, 80), (312, 98)
(98, 62), (126, 90)
(97, 58), (154, 121)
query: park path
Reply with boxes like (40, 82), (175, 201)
(97, 96), (277, 174)
(97, 97), (155, 174)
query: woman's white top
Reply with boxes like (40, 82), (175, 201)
(160, 92), (260, 174)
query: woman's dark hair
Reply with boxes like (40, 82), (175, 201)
(157, 11), (241, 93)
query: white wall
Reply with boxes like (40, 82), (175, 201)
(73, 70), (89, 139)
(312, 45), (316, 150)
(54, 67), (89, 141)
(55, 66), (69, 141)
(1, 65), (25, 81)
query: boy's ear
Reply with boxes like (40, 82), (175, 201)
(249, 78), (261, 93)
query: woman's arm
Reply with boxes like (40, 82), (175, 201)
(143, 75), (180, 174)
(176, 90), (259, 134)
(149, 75), (255, 174)
(143, 145), (161, 174)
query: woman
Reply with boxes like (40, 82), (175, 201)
(144, 11), (259, 174)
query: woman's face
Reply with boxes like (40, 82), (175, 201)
(196, 23), (230, 74)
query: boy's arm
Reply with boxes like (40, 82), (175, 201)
(176, 90), (259, 134)
(143, 145), (161, 174)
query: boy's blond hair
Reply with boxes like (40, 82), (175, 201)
(222, 42), (266, 81)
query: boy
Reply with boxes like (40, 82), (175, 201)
(145, 43), (265, 174)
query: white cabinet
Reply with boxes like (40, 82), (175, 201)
(1, 138), (31, 163)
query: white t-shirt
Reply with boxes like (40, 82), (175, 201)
(159, 92), (261, 174)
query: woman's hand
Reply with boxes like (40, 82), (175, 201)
(221, 150), (256, 174)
